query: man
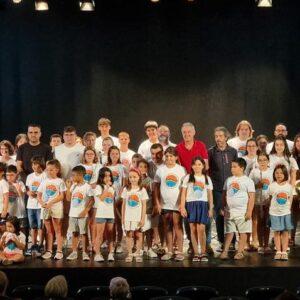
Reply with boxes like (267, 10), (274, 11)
(148, 143), (164, 179)
(266, 123), (294, 154)
(158, 124), (176, 151)
(176, 122), (208, 173)
(94, 118), (119, 153)
(138, 120), (159, 161)
(17, 124), (53, 177)
(207, 126), (238, 250)
(54, 126), (85, 179)
(118, 132), (135, 169)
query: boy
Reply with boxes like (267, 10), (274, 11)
(220, 158), (255, 260)
(66, 165), (94, 261)
(118, 132), (135, 170)
(50, 134), (62, 152)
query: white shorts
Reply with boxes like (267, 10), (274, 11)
(42, 206), (63, 220)
(142, 214), (159, 232)
(225, 216), (252, 234)
(124, 221), (140, 232)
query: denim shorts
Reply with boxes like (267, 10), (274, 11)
(96, 218), (114, 224)
(270, 214), (294, 231)
(27, 209), (42, 229)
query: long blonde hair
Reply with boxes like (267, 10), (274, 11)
(235, 120), (254, 138)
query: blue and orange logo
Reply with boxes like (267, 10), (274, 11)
(45, 185), (57, 199)
(127, 194), (139, 208)
(276, 192), (288, 205)
(8, 190), (17, 204)
(7, 241), (16, 251)
(104, 192), (114, 205)
(193, 181), (205, 198)
(31, 181), (40, 192)
(238, 146), (247, 156)
(84, 170), (93, 183)
(261, 178), (270, 191)
(165, 174), (178, 188)
(229, 182), (240, 196)
(72, 192), (84, 207)
(112, 170), (120, 183)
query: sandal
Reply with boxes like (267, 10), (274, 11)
(135, 255), (143, 263)
(192, 255), (200, 262)
(161, 252), (173, 261)
(219, 251), (229, 260)
(281, 252), (288, 261)
(234, 252), (245, 260)
(274, 251), (282, 260)
(200, 254), (209, 262)
(125, 254), (133, 263)
(174, 253), (185, 261)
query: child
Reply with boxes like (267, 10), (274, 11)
(268, 164), (294, 260)
(6, 165), (27, 233)
(249, 152), (273, 253)
(121, 168), (147, 262)
(269, 136), (298, 186)
(153, 146), (186, 261)
(180, 157), (213, 262)
(0, 216), (25, 265)
(291, 178), (300, 246)
(100, 137), (114, 165)
(66, 165), (94, 261)
(228, 120), (254, 157)
(131, 153), (143, 169)
(243, 138), (258, 176)
(25, 156), (47, 255)
(118, 132), (135, 170)
(93, 167), (115, 262)
(80, 146), (102, 251)
(137, 159), (159, 259)
(220, 158), (255, 260)
(106, 146), (126, 254)
(37, 159), (66, 260)
(50, 134), (62, 152)
(0, 163), (9, 226)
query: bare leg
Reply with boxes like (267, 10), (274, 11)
(274, 231), (281, 252)
(52, 218), (63, 252)
(44, 220), (54, 252)
(237, 233), (247, 253)
(173, 212), (183, 253)
(281, 231), (289, 253)
(197, 224), (206, 255)
(189, 223), (198, 255)
(95, 223), (105, 255)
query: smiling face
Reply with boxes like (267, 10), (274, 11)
(129, 171), (140, 187)
(46, 164), (59, 179)
(138, 161), (148, 176)
(6, 221), (15, 233)
(246, 140), (258, 156)
(214, 130), (227, 148)
(103, 171), (112, 186)
(84, 149), (96, 164)
(258, 155), (269, 169)
(274, 140), (285, 155)
(231, 162), (244, 176)
(118, 134), (130, 147)
(192, 159), (205, 175)
(109, 149), (120, 164)
(181, 125), (195, 143)
(102, 140), (113, 154)
(6, 172), (17, 183)
(238, 124), (251, 140)
(63, 131), (77, 146)
(151, 147), (163, 164)
(274, 124), (288, 138)
(165, 152), (177, 167)
(274, 168), (285, 183)
(84, 135), (96, 148)
(146, 127), (158, 140)
(0, 145), (10, 158)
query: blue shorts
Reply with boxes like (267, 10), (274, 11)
(186, 201), (209, 225)
(27, 209), (42, 229)
(270, 214), (294, 232)
(96, 218), (114, 224)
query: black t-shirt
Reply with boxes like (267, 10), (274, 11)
(16, 142), (53, 175)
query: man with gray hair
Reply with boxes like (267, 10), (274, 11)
(109, 277), (131, 300)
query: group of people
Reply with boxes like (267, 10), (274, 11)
(0, 117), (299, 264)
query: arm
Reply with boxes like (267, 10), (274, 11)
(245, 192), (255, 220)
(16, 161), (24, 174)
(37, 192), (44, 206)
(79, 196), (94, 218)
(220, 191), (227, 216)
(139, 199), (147, 227)
(12, 236), (26, 251)
(65, 180), (72, 202)
(153, 182), (161, 215)
(207, 189), (214, 218)
(121, 197), (125, 225)
(180, 187), (188, 217)
(1, 193), (9, 218)
(46, 192), (65, 208)
(290, 169), (296, 187)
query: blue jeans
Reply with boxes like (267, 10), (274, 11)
(27, 209), (42, 230)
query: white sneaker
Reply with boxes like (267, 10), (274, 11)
(67, 251), (78, 260)
(94, 254), (105, 262)
(82, 252), (90, 261)
(108, 253), (115, 262)
(147, 248), (158, 258)
(42, 251), (52, 260)
(101, 241), (108, 249)
(115, 243), (123, 254)
(54, 252), (63, 260)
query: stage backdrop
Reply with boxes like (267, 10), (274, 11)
(0, 0), (299, 149)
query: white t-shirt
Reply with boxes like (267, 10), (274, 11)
(100, 154), (108, 166)
(154, 164), (186, 211)
(95, 135), (120, 153)
(121, 187), (148, 222)
(249, 168), (273, 205)
(162, 141), (176, 151)
(8, 181), (26, 218)
(182, 174), (213, 203)
(26, 172), (47, 209)
(93, 185), (115, 219)
(79, 163), (102, 184)
(54, 143), (85, 179)
(138, 139), (159, 161)
(69, 183), (93, 218)
(243, 156), (258, 176)
(223, 175), (255, 217)
(120, 149), (135, 168)
(293, 180), (300, 197)
(37, 177), (66, 211)
(269, 154), (299, 173)
(266, 139), (294, 154)
(0, 179), (9, 213)
(0, 157), (16, 166)
(107, 164), (126, 196)
(227, 137), (248, 158)
(269, 181), (293, 216)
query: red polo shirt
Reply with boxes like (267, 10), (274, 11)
(176, 140), (208, 173)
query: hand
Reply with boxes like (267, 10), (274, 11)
(65, 179), (72, 189)
(31, 191), (37, 198)
(122, 219), (125, 226)
(138, 220), (145, 228)
(153, 203), (161, 216)
(45, 202), (52, 209)
(219, 209), (224, 216)
(245, 211), (252, 221)
(11, 235), (18, 243)
(91, 183), (97, 189)
(14, 183), (22, 193)
(180, 206), (187, 218)
(1, 212), (7, 219)
(78, 211), (87, 218)
(208, 209), (213, 218)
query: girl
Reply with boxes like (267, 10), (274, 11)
(0, 216), (25, 265)
(269, 136), (298, 186)
(256, 135), (269, 153)
(0, 163), (9, 225)
(153, 146), (186, 261)
(268, 165), (294, 260)
(0, 141), (16, 166)
(228, 120), (254, 157)
(249, 152), (273, 254)
(292, 133), (300, 169)
(106, 146), (126, 254)
(180, 157), (213, 262)
(243, 138), (258, 176)
(131, 154), (143, 169)
(100, 137), (114, 165)
(37, 159), (66, 260)
(121, 168), (147, 263)
(93, 167), (115, 262)
(80, 146), (102, 252)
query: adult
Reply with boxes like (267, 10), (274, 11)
(227, 120), (254, 157)
(148, 143), (164, 179)
(138, 120), (159, 162)
(176, 122), (208, 173)
(16, 124), (53, 177)
(0, 141), (16, 166)
(54, 126), (85, 179)
(208, 126), (238, 249)
(266, 123), (294, 154)
(118, 132), (135, 169)
(94, 118), (119, 153)
(292, 133), (300, 169)
(0, 271), (9, 300)
(158, 124), (176, 151)
(256, 134), (269, 153)
(109, 277), (131, 300)
(44, 275), (68, 299)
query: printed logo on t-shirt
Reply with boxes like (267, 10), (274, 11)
(261, 179), (270, 191)
(8, 190), (18, 204)
(121, 159), (130, 166)
(229, 182), (240, 196)
(84, 170), (93, 183)
(276, 192), (288, 205)
(7, 241), (16, 251)
(112, 170), (120, 183)
(193, 181), (205, 198)
(165, 174), (179, 188)
(45, 185), (58, 200)
(238, 146), (247, 156)
(71, 192), (84, 207)
(127, 194), (140, 208)
(104, 192), (114, 205)
(31, 181), (40, 192)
